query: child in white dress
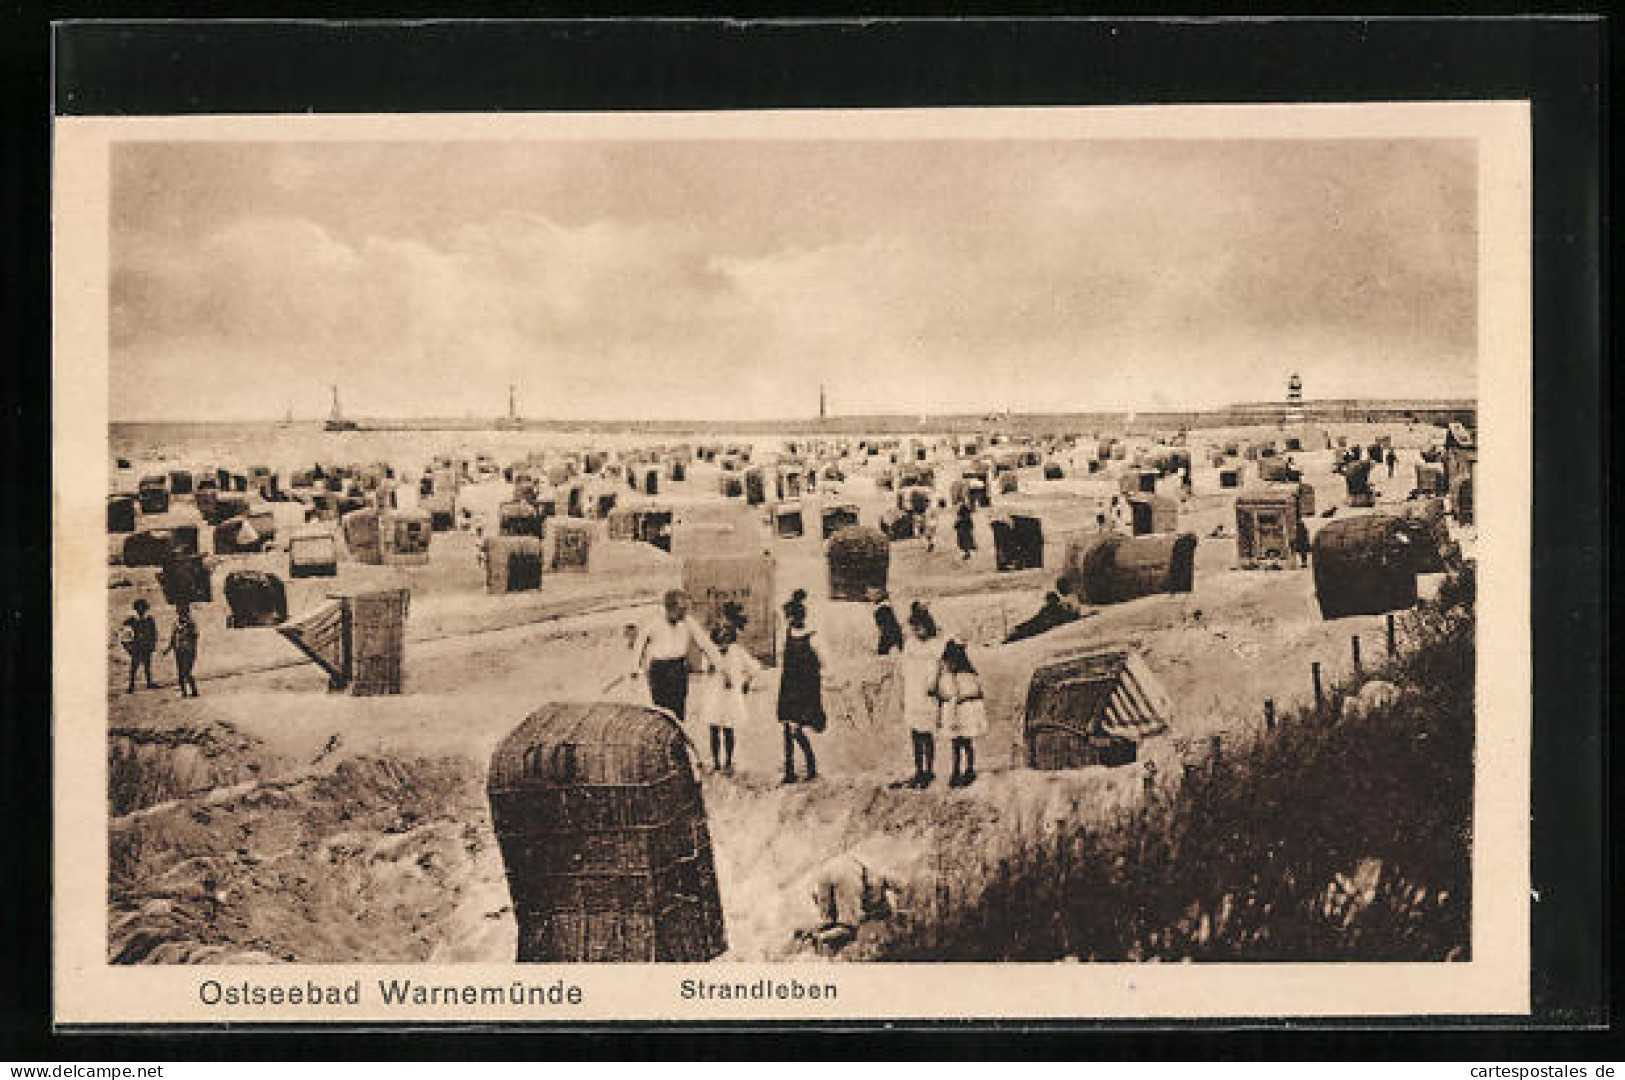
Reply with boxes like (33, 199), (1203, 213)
(698, 606), (760, 776)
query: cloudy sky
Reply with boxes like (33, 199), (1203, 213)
(110, 138), (1476, 422)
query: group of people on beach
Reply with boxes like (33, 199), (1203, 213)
(873, 595), (987, 788)
(630, 586), (986, 790)
(913, 498), (980, 561)
(629, 587), (827, 784)
(118, 598), (201, 697)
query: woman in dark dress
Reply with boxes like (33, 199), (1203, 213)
(954, 503), (977, 561)
(776, 589), (826, 784)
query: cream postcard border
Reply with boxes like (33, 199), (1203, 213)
(52, 102), (1532, 1024)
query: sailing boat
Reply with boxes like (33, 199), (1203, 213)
(324, 384), (359, 432)
(281, 405), (294, 428)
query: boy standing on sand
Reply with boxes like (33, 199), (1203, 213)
(120, 598), (158, 693)
(164, 602), (201, 698)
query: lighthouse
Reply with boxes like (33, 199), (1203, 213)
(1285, 373), (1304, 426)
(497, 383), (523, 430)
(324, 384), (359, 432)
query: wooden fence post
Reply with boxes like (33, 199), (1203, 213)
(1351, 635), (1363, 676)
(1386, 612), (1397, 659)
(1209, 734), (1223, 774)
(1311, 662), (1324, 714)
(1264, 698), (1277, 732)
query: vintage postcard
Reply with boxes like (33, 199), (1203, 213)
(53, 103), (1530, 1025)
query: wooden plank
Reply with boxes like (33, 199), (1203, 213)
(276, 599), (347, 685)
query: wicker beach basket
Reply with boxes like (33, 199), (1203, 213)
(487, 702), (726, 963)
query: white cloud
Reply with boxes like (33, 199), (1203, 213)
(109, 139), (1477, 421)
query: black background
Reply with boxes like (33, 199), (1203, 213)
(2, 11), (1611, 1060)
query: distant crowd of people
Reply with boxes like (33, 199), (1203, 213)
(896, 496), (979, 561)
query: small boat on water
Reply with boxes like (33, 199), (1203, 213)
(325, 385), (360, 432)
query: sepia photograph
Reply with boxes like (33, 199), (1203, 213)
(51, 103), (1532, 1023)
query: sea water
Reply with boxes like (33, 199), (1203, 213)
(107, 422), (828, 487)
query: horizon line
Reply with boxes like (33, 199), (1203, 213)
(111, 397), (1479, 426)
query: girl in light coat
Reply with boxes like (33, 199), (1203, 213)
(894, 601), (944, 788)
(935, 638), (988, 788)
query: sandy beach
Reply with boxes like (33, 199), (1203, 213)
(103, 420), (1467, 964)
